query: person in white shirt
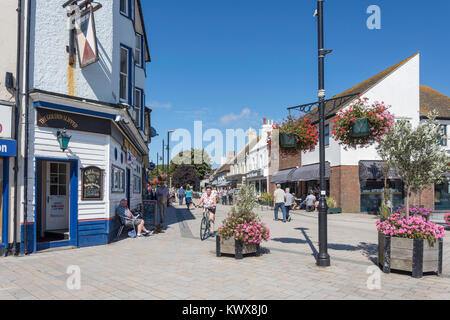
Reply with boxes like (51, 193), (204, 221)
(273, 184), (287, 222)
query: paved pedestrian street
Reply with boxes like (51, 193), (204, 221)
(0, 204), (449, 300)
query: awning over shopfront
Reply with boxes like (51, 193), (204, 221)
(217, 181), (231, 187)
(290, 162), (330, 182)
(270, 168), (296, 184)
(359, 161), (400, 180)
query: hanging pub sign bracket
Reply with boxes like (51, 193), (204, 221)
(287, 93), (361, 118)
(63, 0), (102, 68)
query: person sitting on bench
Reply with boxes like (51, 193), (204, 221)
(116, 199), (151, 237)
(305, 191), (317, 212)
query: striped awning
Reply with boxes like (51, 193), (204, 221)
(291, 162), (330, 182)
(270, 168), (296, 184)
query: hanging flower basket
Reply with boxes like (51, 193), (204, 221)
(273, 115), (318, 154)
(331, 97), (395, 149)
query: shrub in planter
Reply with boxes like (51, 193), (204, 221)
(217, 185), (270, 259)
(377, 213), (445, 278)
(331, 97), (395, 150)
(326, 197), (342, 214)
(445, 213), (450, 226)
(273, 115), (318, 154)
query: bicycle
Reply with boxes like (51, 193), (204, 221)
(196, 205), (215, 241)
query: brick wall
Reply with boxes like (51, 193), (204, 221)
(330, 166), (360, 213)
(410, 184), (435, 209)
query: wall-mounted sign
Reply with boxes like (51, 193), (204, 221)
(127, 150), (137, 170)
(0, 105), (12, 139)
(75, 6), (99, 68)
(246, 170), (264, 180)
(81, 166), (103, 200)
(0, 139), (17, 157)
(37, 108), (111, 135)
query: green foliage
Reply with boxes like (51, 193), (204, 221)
(169, 149), (212, 181)
(326, 197), (337, 209)
(230, 185), (259, 219)
(376, 111), (450, 217)
(260, 192), (273, 203)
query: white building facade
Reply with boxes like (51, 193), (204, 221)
(19, 0), (152, 253)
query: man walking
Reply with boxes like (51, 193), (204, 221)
(227, 186), (233, 205)
(156, 182), (169, 231)
(221, 188), (227, 205)
(178, 186), (185, 205)
(285, 188), (294, 222)
(273, 184), (287, 222)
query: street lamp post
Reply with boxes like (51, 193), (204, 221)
(316, 0), (331, 267)
(162, 139), (165, 175)
(167, 130), (175, 176)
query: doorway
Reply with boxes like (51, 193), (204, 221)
(36, 159), (78, 250)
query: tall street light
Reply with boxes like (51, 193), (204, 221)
(162, 139), (165, 175)
(316, 0), (331, 267)
(167, 130), (175, 175)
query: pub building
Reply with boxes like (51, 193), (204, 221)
(269, 53), (450, 213)
(19, 0), (154, 253)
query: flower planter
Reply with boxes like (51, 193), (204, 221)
(327, 208), (342, 214)
(350, 118), (370, 137)
(279, 132), (296, 149)
(378, 233), (443, 278)
(216, 235), (261, 259)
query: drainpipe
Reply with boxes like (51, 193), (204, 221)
(11, 0), (23, 256)
(22, 0), (32, 255)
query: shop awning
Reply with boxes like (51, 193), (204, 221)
(359, 161), (400, 180)
(290, 162), (330, 182)
(270, 168), (296, 184)
(217, 181), (231, 187)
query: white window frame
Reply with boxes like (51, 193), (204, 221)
(135, 33), (143, 68)
(120, 0), (129, 16)
(120, 47), (129, 102)
(111, 165), (125, 193)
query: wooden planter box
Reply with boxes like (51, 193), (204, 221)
(378, 234), (443, 278)
(216, 235), (261, 259)
(328, 208), (342, 214)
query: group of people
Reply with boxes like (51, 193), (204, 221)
(273, 185), (319, 222)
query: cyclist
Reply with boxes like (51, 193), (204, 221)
(196, 186), (217, 238)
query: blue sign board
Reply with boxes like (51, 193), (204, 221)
(0, 139), (17, 157)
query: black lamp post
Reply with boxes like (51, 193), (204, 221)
(316, 0), (331, 267)
(167, 130), (175, 176)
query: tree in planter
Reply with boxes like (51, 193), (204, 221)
(376, 112), (450, 217)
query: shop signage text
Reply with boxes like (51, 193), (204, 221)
(0, 106), (12, 139)
(0, 139), (17, 157)
(37, 108), (111, 135)
(81, 166), (103, 201)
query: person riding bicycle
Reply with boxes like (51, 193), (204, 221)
(196, 186), (217, 238)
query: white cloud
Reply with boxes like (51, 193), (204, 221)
(149, 101), (173, 109)
(220, 108), (253, 125)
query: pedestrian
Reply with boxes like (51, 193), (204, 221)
(212, 186), (218, 203)
(227, 186), (233, 205)
(285, 188), (294, 222)
(116, 199), (151, 237)
(178, 186), (185, 205)
(221, 188), (227, 205)
(273, 184), (287, 222)
(305, 191), (317, 212)
(185, 186), (193, 209)
(156, 182), (169, 230)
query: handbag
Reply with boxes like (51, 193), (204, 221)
(128, 230), (137, 238)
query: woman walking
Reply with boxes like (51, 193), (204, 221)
(185, 186), (193, 210)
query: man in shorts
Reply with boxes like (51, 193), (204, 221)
(116, 199), (151, 237)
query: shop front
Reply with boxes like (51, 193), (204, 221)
(23, 97), (148, 253)
(246, 169), (267, 196)
(435, 173), (450, 211)
(0, 139), (16, 253)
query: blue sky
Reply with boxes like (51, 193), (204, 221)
(140, 0), (450, 167)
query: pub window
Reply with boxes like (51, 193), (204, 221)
(135, 88), (143, 127)
(81, 167), (104, 201)
(120, 0), (128, 17)
(135, 33), (143, 68)
(111, 165), (125, 193)
(120, 47), (129, 101)
(133, 175), (142, 194)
